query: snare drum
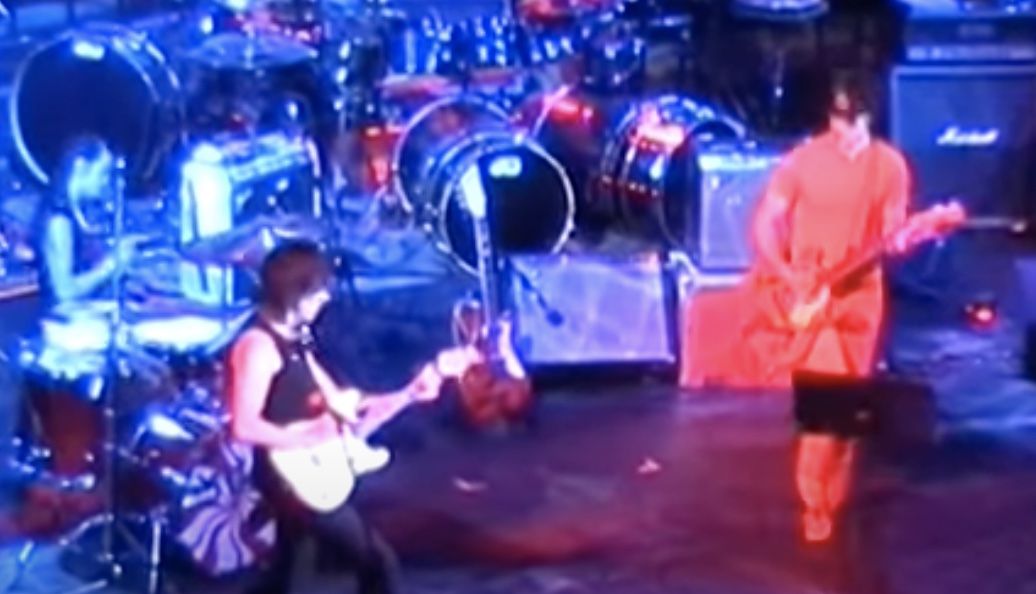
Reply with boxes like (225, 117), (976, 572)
(131, 315), (231, 356)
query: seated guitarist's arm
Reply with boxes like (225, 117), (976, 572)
(230, 330), (337, 449)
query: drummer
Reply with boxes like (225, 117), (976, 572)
(34, 136), (141, 309)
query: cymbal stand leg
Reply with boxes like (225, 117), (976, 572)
(3, 539), (38, 592)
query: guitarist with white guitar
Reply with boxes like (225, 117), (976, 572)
(229, 241), (477, 594)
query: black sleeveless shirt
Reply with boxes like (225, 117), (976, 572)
(254, 318), (323, 425)
(251, 318), (326, 503)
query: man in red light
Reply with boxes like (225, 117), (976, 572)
(749, 71), (912, 542)
(678, 71), (914, 540)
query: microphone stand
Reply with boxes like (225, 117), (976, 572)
(507, 260), (564, 327)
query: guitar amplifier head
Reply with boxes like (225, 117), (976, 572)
(692, 142), (784, 272)
(176, 131), (319, 305)
(505, 252), (678, 375)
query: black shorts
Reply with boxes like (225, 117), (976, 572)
(792, 370), (875, 438)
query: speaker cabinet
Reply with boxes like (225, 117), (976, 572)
(889, 63), (1036, 218)
(504, 252), (678, 376)
(692, 142), (783, 272)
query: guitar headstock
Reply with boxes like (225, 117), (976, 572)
(895, 200), (967, 251)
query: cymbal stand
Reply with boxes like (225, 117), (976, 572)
(5, 160), (169, 594)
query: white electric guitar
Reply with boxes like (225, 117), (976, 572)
(267, 347), (476, 512)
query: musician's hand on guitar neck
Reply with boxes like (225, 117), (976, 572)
(780, 266), (830, 330)
(886, 227), (913, 255)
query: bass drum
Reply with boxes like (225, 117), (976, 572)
(599, 95), (746, 246)
(527, 90), (745, 246)
(393, 96), (575, 274)
(11, 23), (182, 190)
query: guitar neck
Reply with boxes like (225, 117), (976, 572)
(818, 241), (887, 291)
(353, 389), (416, 440)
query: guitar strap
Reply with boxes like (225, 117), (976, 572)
(834, 147), (885, 296)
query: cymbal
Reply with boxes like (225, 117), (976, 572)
(179, 215), (326, 268)
(186, 32), (317, 71)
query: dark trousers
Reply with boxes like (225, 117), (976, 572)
(250, 452), (401, 594)
(249, 500), (401, 594)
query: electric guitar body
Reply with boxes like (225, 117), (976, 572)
(266, 348), (475, 512)
(453, 300), (533, 428)
(750, 200), (971, 380)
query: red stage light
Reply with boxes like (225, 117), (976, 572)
(965, 300), (998, 328)
(550, 97), (586, 120)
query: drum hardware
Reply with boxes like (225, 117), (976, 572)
(579, 12), (646, 92)
(526, 89), (745, 246)
(728, 0), (827, 132)
(392, 95), (575, 275)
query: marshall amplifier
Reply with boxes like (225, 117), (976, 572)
(889, 63), (1036, 294)
(902, 5), (1036, 63)
(691, 142), (784, 272)
(890, 63), (1036, 218)
(504, 252), (679, 377)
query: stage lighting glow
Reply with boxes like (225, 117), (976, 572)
(488, 155), (522, 178)
(965, 298), (999, 329)
(649, 154), (665, 181)
(147, 413), (192, 440)
(72, 40), (105, 60)
(634, 122), (687, 150)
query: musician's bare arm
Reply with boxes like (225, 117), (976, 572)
(43, 215), (118, 302)
(883, 151), (911, 253)
(303, 353), (362, 420)
(230, 330), (337, 449)
(753, 182), (796, 282)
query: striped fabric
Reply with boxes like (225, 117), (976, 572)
(173, 437), (276, 575)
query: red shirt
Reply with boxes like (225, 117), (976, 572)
(768, 132), (910, 271)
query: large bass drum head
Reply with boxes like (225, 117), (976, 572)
(11, 25), (179, 187)
(442, 140), (574, 272)
(393, 96), (510, 213)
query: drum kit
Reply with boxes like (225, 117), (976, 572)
(9, 210), (323, 586)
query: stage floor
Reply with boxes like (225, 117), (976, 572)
(0, 384), (1035, 594)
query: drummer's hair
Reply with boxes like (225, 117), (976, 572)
(49, 135), (109, 207)
(258, 240), (331, 319)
